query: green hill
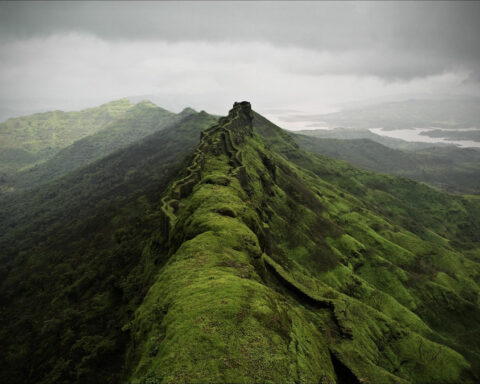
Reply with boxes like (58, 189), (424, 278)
(0, 110), (218, 256)
(1, 102), (479, 383)
(3, 101), (187, 191)
(0, 99), (140, 174)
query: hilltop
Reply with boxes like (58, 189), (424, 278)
(0, 99), (134, 174)
(0, 99), (182, 181)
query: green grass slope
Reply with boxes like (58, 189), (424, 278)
(126, 102), (337, 383)
(5, 101), (184, 190)
(255, 111), (480, 381)
(0, 99), (136, 174)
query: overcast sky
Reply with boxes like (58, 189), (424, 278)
(0, 1), (479, 128)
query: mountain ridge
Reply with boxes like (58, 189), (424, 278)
(1, 102), (480, 383)
(3, 101), (178, 190)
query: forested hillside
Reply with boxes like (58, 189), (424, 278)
(0, 111), (218, 383)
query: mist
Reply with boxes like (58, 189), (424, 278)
(1, 1), (479, 128)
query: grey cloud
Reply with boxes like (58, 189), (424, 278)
(1, 1), (480, 80)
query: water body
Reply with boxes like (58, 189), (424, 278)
(369, 127), (480, 148)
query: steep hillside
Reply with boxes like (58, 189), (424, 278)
(126, 103), (480, 383)
(1, 102), (480, 383)
(4, 102), (185, 191)
(0, 99), (136, 174)
(292, 133), (480, 194)
(295, 136), (417, 171)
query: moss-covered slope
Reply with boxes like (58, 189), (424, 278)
(126, 103), (480, 383)
(1, 102), (479, 384)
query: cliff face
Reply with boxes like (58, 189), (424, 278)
(125, 103), (480, 384)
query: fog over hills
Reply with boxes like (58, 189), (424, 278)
(1, 2), (480, 121)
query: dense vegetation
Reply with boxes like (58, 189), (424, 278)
(3, 102), (191, 191)
(294, 132), (480, 194)
(1, 102), (479, 383)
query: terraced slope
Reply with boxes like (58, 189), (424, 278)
(125, 102), (480, 383)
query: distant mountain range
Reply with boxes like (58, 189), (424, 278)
(282, 98), (480, 130)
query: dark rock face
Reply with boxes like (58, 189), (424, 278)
(228, 101), (254, 141)
(233, 101), (253, 119)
